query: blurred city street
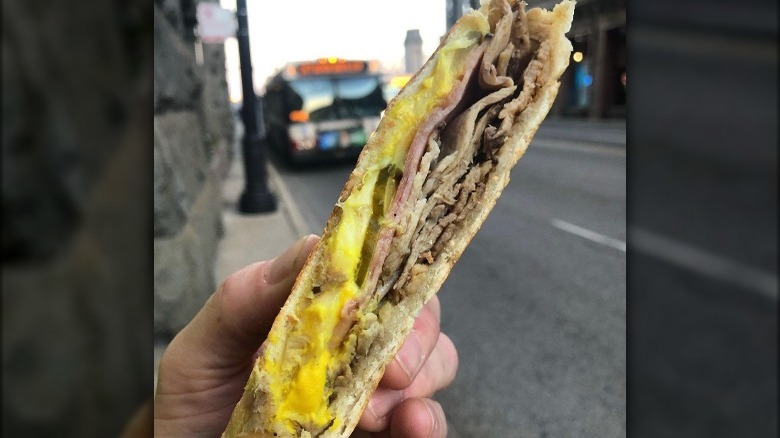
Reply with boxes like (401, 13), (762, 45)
(154, 0), (633, 435)
(628, 22), (777, 437)
(271, 119), (627, 437)
(154, 111), (628, 435)
(8, 0), (778, 435)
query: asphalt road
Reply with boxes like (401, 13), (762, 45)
(272, 121), (627, 437)
(628, 25), (778, 438)
(262, 18), (778, 438)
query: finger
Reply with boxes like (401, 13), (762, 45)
(357, 387), (404, 432)
(400, 333), (458, 399)
(380, 296), (441, 390)
(161, 235), (319, 375)
(359, 312), (454, 432)
(389, 398), (447, 438)
(350, 430), (370, 438)
(351, 428), (390, 438)
(120, 399), (152, 438)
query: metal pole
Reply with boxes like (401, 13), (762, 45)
(236, 0), (276, 213)
(449, 0), (462, 29)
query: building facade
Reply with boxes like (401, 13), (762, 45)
(404, 29), (425, 73)
(446, 0), (481, 29)
(544, 0), (626, 119)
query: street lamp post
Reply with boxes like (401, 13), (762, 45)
(235, 0), (276, 213)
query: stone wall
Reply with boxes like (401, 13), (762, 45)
(2, 0), (155, 435)
(2, 0), (233, 432)
(153, 0), (234, 338)
(2, 0), (235, 432)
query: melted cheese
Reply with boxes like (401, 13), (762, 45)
(263, 12), (489, 434)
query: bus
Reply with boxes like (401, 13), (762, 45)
(262, 58), (388, 165)
(382, 74), (412, 103)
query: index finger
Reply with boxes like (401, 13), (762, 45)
(380, 295), (441, 390)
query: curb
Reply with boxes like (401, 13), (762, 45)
(267, 163), (312, 237)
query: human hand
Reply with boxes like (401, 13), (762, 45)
(153, 234), (458, 437)
(353, 295), (458, 438)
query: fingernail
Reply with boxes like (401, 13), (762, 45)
(368, 389), (404, 421)
(267, 235), (317, 285)
(426, 400), (446, 438)
(396, 330), (424, 380)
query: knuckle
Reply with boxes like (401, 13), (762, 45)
(381, 359), (414, 389)
(415, 304), (441, 336)
(439, 334), (459, 375)
(217, 270), (241, 299)
(438, 337), (458, 386)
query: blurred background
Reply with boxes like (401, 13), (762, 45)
(3, 0), (152, 435)
(628, 0), (777, 436)
(154, 1), (627, 437)
(2, 0), (776, 437)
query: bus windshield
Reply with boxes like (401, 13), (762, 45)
(288, 75), (387, 122)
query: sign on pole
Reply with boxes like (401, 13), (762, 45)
(197, 3), (237, 44)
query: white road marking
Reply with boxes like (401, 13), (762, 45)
(533, 138), (626, 156)
(630, 227), (778, 300)
(551, 219), (626, 252)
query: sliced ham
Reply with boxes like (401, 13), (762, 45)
(380, 0), (552, 300)
(338, 0), (552, 352)
(478, 0), (515, 90)
(358, 41), (489, 304)
(322, 40), (490, 352)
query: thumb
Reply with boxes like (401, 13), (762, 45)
(165, 234), (320, 372)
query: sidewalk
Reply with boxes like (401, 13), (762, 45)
(215, 158), (309, 284)
(154, 153), (307, 391)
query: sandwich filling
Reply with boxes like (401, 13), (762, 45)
(251, 1), (573, 435)
(262, 12), (490, 434)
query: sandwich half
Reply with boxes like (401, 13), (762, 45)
(224, 1), (575, 436)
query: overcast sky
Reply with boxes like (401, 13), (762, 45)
(219, 0), (448, 101)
